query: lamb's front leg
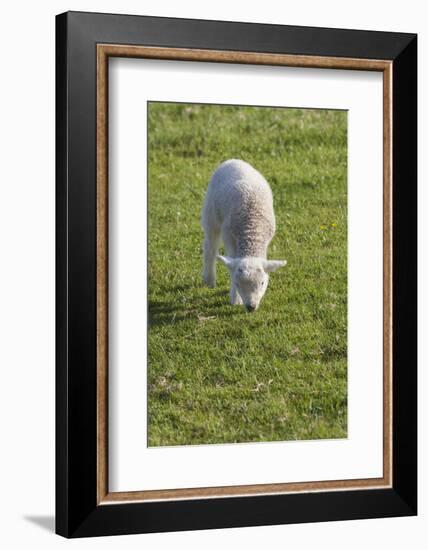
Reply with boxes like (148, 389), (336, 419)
(222, 233), (242, 305)
(203, 233), (220, 288)
(230, 283), (243, 306)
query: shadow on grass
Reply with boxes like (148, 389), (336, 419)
(149, 286), (242, 327)
(155, 282), (195, 293)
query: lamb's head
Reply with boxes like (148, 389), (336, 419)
(217, 255), (287, 312)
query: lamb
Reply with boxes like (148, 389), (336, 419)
(201, 159), (286, 312)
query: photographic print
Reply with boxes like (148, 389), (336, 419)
(147, 102), (348, 447)
(57, 14), (417, 536)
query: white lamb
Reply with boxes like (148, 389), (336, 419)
(201, 159), (286, 312)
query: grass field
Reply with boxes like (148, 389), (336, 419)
(147, 102), (347, 447)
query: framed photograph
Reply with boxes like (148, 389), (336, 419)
(56, 11), (417, 538)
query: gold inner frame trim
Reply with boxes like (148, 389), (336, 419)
(96, 44), (393, 505)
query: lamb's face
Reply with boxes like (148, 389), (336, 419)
(217, 255), (287, 312)
(233, 258), (269, 312)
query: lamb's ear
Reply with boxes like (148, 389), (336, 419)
(263, 260), (287, 272)
(217, 255), (236, 270)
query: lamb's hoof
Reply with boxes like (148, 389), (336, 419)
(203, 275), (216, 288)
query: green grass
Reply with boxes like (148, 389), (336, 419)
(147, 102), (347, 446)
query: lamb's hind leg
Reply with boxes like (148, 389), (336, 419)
(203, 229), (221, 288)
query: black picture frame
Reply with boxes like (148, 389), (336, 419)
(56, 10), (417, 538)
